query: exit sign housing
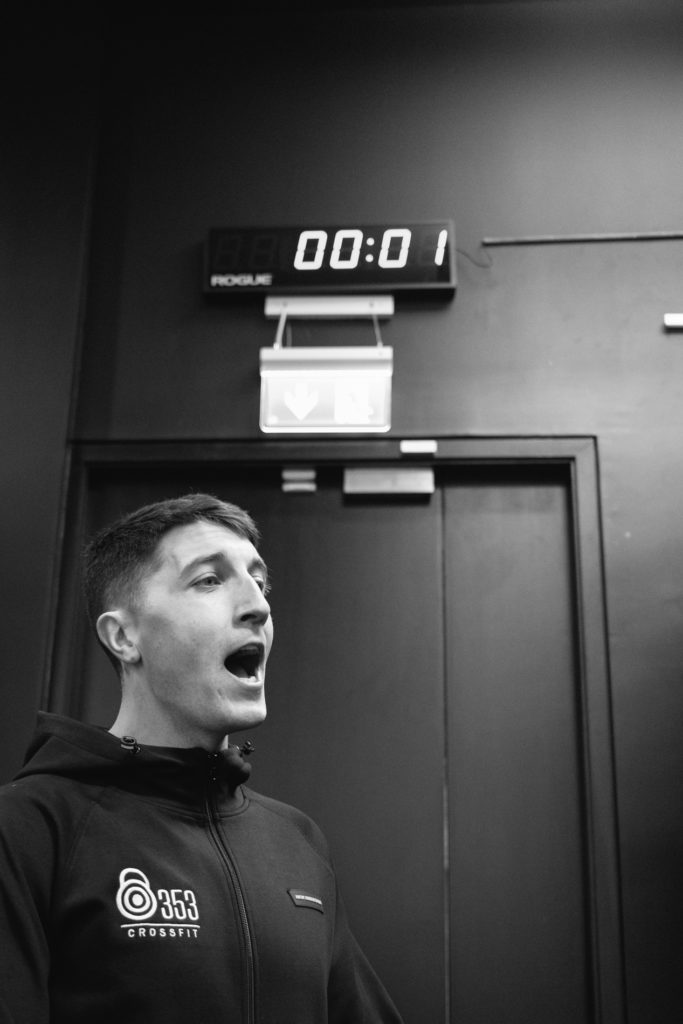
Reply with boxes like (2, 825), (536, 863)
(259, 346), (393, 434)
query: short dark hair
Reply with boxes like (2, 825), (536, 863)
(83, 493), (260, 662)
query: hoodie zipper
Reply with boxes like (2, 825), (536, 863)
(205, 753), (256, 1024)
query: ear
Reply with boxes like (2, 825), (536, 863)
(96, 611), (141, 667)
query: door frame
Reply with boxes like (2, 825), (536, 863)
(46, 435), (625, 1024)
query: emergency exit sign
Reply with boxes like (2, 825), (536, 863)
(259, 346), (393, 433)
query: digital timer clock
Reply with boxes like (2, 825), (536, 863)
(204, 222), (456, 296)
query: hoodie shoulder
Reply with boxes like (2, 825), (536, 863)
(0, 716), (128, 895)
(245, 788), (333, 862)
(1, 714), (122, 823)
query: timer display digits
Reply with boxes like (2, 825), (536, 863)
(205, 222), (456, 296)
(294, 227), (439, 271)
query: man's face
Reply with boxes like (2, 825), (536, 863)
(125, 519), (273, 748)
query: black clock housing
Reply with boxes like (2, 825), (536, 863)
(204, 222), (456, 296)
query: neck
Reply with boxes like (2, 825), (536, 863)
(109, 706), (229, 751)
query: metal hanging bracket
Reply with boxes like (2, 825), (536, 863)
(264, 295), (394, 349)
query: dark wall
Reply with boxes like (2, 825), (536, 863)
(0, 25), (98, 782)
(3, 3), (683, 1022)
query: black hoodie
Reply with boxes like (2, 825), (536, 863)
(0, 713), (403, 1024)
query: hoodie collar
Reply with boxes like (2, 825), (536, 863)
(16, 712), (253, 812)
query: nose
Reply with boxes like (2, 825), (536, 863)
(236, 575), (271, 625)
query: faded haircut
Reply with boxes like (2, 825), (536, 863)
(82, 493), (260, 672)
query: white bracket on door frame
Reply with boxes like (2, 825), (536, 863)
(264, 295), (394, 349)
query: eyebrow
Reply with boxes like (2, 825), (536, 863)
(179, 550), (269, 581)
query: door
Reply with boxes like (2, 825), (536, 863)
(50, 444), (622, 1024)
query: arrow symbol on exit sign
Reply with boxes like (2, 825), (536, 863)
(284, 382), (319, 421)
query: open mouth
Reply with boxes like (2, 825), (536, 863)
(224, 643), (264, 681)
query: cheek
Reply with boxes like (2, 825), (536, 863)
(140, 615), (206, 668)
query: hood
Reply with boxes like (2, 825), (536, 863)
(15, 712), (253, 810)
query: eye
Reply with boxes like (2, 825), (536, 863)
(253, 574), (271, 596)
(194, 573), (221, 589)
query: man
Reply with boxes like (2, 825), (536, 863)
(0, 493), (403, 1023)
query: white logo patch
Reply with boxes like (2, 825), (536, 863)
(116, 867), (201, 939)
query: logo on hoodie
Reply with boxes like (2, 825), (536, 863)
(116, 867), (201, 939)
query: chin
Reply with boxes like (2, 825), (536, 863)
(227, 704), (267, 735)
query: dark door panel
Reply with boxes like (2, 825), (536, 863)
(443, 469), (590, 1024)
